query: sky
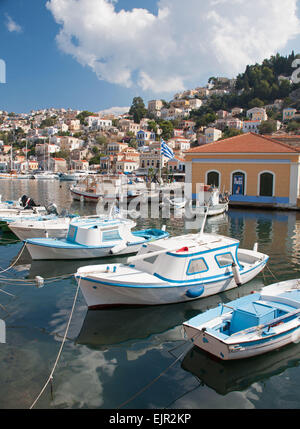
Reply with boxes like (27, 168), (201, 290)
(0, 0), (300, 114)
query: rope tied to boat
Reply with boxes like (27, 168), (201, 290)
(29, 277), (81, 409)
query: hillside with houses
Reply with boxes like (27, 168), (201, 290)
(0, 52), (300, 178)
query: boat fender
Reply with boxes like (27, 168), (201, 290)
(109, 241), (127, 255)
(253, 242), (258, 252)
(186, 286), (204, 298)
(232, 262), (242, 287)
(45, 230), (48, 238)
(35, 276), (44, 288)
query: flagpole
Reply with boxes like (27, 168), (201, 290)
(159, 138), (162, 183)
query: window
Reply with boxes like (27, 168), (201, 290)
(215, 252), (234, 268)
(259, 172), (274, 197)
(187, 258), (208, 275)
(102, 229), (121, 241)
(207, 171), (220, 188)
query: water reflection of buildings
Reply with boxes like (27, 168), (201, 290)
(181, 342), (300, 396)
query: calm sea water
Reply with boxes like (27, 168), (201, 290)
(1, 179), (300, 410)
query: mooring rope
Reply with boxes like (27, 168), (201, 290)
(29, 278), (81, 409)
(116, 331), (202, 409)
(0, 243), (27, 274)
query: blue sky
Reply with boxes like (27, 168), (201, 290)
(1, 0), (300, 114)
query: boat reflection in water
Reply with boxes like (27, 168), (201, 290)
(181, 341), (300, 396)
(75, 278), (266, 350)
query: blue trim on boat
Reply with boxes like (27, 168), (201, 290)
(76, 258), (268, 289)
(25, 229), (169, 249)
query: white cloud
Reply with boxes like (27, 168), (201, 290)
(46, 0), (300, 94)
(98, 106), (129, 116)
(5, 14), (22, 33)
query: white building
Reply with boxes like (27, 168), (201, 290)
(205, 128), (222, 144)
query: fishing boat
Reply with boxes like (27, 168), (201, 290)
(192, 186), (229, 217)
(183, 279), (300, 360)
(33, 171), (58, 180)
(8, 216), (75, 240)
(160, 197), (187, 210)
(75, 229), (268, 309)
(25, 217), (169, 260)
(59, 170), (88, 181)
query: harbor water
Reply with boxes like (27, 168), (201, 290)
(1, 179), (300, 409)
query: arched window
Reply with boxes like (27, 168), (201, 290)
(232, 172), (245, 195)
(259, 172), (274, 197)
(207, 171), (220, 188)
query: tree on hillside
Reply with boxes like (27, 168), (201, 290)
(129, 97), (147, 123)
(76, 111), (94, 125)
(258, 120), (278, 134)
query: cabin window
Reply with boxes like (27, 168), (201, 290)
(102, 229), (122, 241)
(67, 225), (77, 242)
(215, 252), (234, 268)
(187, 258), (208, 275)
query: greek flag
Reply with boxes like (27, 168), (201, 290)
(161, 139), (174, 160)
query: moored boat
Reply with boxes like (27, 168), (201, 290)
(75, 231), (268, 309)
(25, 217), (169, 260)
(183, 279), (300, 360)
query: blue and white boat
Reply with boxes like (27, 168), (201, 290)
(183, 279), (300, 360)
(75, 232), (268, 309)
(25, 217), (169, 260)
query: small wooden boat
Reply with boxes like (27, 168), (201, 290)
(25, 217), (169, 260)
(75, 231), (268, 309)
(183, 279), (300, 360)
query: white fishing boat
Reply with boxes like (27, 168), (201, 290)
(193, 186), (229, 217)
(33, 171), (58, 180)
(75, 229), (268, 309)
(59, 170), (88, 181)
(183, 279), (300, 360)
(8, 212), (127, 240)
(160, 197), (187, 210)
(8, 217), (74, 240)
(25, 217), (169, 260)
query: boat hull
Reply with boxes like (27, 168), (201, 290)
(25, 241), (143, 260)
(76, 258), (267, 309)
(70, 188), (101, 202)
(183, 324), (300, 360)
(9, 225), (69, 240)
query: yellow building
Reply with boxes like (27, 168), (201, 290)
(184, 133), (300, 208)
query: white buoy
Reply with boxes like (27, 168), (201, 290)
(232, 263), (242, 287)
(162, 225), (166, 232)
(35, 276), (44, 288)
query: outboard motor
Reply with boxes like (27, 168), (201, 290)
(21, 195), (38, 210)
(46, 203), (58, 215)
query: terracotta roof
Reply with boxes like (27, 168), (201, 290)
(186, 133), (300, 154)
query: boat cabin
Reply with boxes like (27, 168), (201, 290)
(131, 233), (242, 283)
(66, 218), (137, 247)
